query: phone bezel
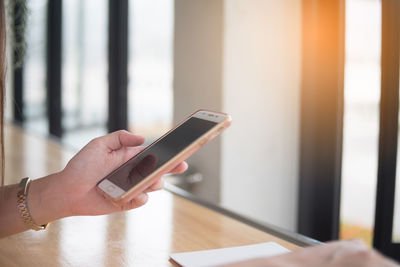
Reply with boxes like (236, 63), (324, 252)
(97, 109), (231, 205)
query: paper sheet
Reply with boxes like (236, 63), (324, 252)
(170, 242), (290, 267)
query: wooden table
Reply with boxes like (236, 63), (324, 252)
(0, 124), (314, 266)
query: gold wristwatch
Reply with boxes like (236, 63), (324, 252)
(17, 177), (50, 231)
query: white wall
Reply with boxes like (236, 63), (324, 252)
(173, 0), (302, 231)
(173, 0), (224, 202)
(221, 0), (302, 231)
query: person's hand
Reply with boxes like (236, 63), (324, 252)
(224, 239), (399, 267)
(56, 130), (188, 216)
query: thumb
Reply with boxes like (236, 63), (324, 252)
(99, 130), (145, 151)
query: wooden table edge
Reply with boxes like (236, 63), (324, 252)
(164, 183), (321, 248)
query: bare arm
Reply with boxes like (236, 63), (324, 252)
(0, 130), (187, 238)
(0, 173), (69, 237)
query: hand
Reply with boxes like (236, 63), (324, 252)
(57, 130), (188, 216)
(224, 240), (399, 267)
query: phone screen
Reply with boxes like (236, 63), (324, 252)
(106, 117), (217, 191)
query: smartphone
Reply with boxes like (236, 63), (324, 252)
(97, 110), (231, 205)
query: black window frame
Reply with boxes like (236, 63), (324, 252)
(108, 0), (128, 132)
(373, 0), (400, 260)
(12, 0), (130, 135)
(46, 0), (63, 137)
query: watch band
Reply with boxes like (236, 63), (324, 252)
(17, 177), (50, 231)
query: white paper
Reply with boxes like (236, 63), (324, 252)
(170, 242), (290, 267)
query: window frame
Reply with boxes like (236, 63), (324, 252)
(373, 0), (400, 260)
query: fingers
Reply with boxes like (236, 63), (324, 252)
(326, 239), (399, 267)
(127, 155), (158, 187)
(97, 130), (145, 151)
(109, 161), (187, 212)
(120, 192), (149, 211)
(169, 161), (188, 174)
(122, 146), (146, 162)
(145, 178), (164, 193)
(342, 239), (368, 249)
(142, 162), (187, 192)
(118, 178), (163, 211)
(136, 155), (158, 178)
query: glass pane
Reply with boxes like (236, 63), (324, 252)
(340, 0), (381, 245)
(24, 0), (48, 134)
(128, 0), (174, 143)
(62, 0), (108, 149)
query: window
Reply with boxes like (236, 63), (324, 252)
(128, 0), (174, 143)
(62, 0), (108, 149)
(340, 0), (381, 245)
(23, 0), (47, 134)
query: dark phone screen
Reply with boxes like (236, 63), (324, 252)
(107, 117), (217, 191)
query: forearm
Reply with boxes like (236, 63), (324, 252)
(0, 173), (70, 238)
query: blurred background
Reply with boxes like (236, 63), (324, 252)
(4, 0), (400, 256)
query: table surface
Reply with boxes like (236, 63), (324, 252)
(0, 124), (303, 266)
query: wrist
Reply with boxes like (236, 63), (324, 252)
(28, 172), (71, 225)
(17, 178), (50, 230)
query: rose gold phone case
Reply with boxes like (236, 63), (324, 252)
(97, 109), (232, 206)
